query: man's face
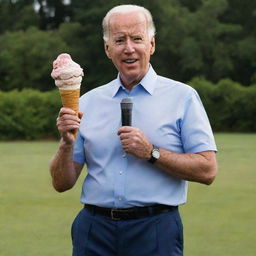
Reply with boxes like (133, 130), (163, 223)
(104, 11), (155, 89)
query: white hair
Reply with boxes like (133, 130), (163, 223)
(102, 5), (156, 42)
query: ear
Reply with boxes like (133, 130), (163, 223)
(104, 42), (112, 59)
(150, 37), (155, 55)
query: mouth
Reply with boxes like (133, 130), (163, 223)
(123, 59), (138, 64)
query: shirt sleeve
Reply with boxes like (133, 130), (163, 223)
(180, 89), (217, 153)
(73, 131), (86, 164)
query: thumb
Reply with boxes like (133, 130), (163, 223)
(78, 111), (83, 119)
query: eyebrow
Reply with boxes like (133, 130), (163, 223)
(113, 33), (144, 38)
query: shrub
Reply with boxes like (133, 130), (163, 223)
(189, 78), (256, 132)
(1, 79), (256, 141)
(0, 89), (61, 140)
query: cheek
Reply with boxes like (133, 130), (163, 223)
(142, 50), (152, 62)
(110, 49), (122, 61)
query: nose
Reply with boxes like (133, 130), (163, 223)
(124, 39), (135, 54)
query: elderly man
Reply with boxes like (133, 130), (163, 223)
(50, 4), (217, 256)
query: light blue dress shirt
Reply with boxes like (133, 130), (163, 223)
(73, 66), (217, 208)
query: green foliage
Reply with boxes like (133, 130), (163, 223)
(0, 89), (61, 140)
(189, 78), (256, 132)
(154, 0), (242, 83)
(0, 0), (256, 91)
(0, 0), (38, 33)
(0, 27), (69, 91)
(37, 0), (72, 29)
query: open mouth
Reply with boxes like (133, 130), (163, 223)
(123, 59), (138, 64)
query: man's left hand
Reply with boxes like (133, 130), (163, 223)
(118, 126), (153, 159)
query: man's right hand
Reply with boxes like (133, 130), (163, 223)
(56, 107), (83, 144)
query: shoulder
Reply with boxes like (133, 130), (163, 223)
(79, 79), (116, 108)
(156, 74), (197, 98)
(82, 79), (116, 99)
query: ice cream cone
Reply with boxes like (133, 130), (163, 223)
(59, 88), (80, 137)
(51, 53), (84, 138)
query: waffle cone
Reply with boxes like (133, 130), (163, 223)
(59, 88), (80, 137)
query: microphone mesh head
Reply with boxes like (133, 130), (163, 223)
(121, 98), (132, 104)
(121, 98), (133, 110)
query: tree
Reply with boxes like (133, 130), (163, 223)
(220, 0), (256, 85)
(37, 0), (72, 29)
(0, 0), (38, 33)
(153, 0), (241, 83)
(0, 27), (69, 91)
(0, 0), (255, 92)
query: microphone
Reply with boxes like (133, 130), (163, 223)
(120, 98), (133, 126)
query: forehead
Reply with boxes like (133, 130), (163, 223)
(109, 11), (147, 36)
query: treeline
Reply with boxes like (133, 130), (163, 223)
(0, 0), (256, 93)
(0, 0), (256, 136)
(1, 79), (255, 140)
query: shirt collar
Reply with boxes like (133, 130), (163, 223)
(111, 65), (158, 98)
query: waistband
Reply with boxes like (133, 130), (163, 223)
(84, 204), (178, 220)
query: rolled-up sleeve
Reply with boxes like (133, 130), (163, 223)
(180, 89), (217, 153)
(73, 131), (86, 164)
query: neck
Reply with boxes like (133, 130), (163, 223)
(120, 65), (150, 91)
(120, 79), (138, 91)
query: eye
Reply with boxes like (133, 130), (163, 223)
(134, 37), (143, 42)
(115, 39), (124, 44)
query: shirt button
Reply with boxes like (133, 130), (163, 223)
(118, 197), (122, 201)
(119, 171), (123, 175)
(122, 153), (126, 158)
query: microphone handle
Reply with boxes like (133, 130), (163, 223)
(122, 109), (132, 126)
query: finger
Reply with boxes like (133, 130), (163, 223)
(119, 132), (132, 140)
(57, 113), (81, 123)
(122, 142), (136, 153)
(118, 126), (134, 135)
(59, 124), (80, 134)
(59, 107), (77, 117)
(57, 119), (76, 129)
(57, 115), (80, 127)
(121, 142), (131, 152)
(57, 119), (80, 127)
(120, 138), (130, 146)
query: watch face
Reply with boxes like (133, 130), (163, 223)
(152, 149), (160, 159)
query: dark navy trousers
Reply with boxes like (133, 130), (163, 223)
(71, 207), (183, 256)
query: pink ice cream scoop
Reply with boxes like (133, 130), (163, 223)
(51, 53), (84, 90)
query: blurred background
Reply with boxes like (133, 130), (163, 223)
(0, 0), (255, 255)
(0, 0), (256, 139)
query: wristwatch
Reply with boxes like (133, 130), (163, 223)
(148, 145), (160, 164)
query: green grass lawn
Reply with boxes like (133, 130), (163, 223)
(180, 133), (256, 256)
(0, 134), (255, 256)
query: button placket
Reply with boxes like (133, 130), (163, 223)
(114, 149), (128, 208)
